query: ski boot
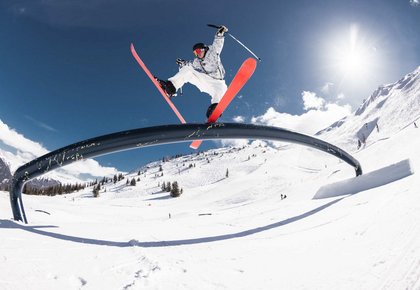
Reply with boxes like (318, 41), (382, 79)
(206, 103), (220, 119)
(155, 78), (176, 98)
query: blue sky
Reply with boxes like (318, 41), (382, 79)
(0, 0), (419, 174)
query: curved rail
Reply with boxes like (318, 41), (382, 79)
(10, 123), (362, 223)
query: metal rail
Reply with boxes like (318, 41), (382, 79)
(10, 123), (362, 223)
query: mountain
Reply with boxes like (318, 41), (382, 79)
(317, 66), (420, 150)
(0, 146), (83, 190)
(0, 120), (119, 187)
(0, 157), (12, 190)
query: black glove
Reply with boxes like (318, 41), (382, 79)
(176, 58), (189, 67)
(217, 25), (228, 36)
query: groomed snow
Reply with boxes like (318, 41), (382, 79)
(1, 122), (420, 289)
(1, 67), (420, 289)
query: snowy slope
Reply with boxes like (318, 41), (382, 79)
(1, 67), (420, 289)
(318, 66), (420, 151)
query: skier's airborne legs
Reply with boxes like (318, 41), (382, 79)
(156, 25), (229, 118)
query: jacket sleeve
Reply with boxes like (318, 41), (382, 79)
(211, 34), (225, 55)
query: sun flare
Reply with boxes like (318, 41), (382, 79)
(337, 45), (367, 75)
(328, 24), (376, 82)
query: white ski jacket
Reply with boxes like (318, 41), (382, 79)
(191, 35), (225, 80)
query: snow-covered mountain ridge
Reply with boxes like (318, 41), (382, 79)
(356, 66), (419, 116)
(317, 66), (420, 150)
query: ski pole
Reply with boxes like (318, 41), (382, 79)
(207, 24), (261, 62)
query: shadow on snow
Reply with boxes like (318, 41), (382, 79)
(0, 197), (344, 248)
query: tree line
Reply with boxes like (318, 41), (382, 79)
(23, 183), (86, 196)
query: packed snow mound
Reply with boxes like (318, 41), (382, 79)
(313, 159), (414, 199)
(318, 66), (420, 151)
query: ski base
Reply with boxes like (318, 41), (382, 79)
(130, 43), (186, 124)
(190, 58), (257, 149)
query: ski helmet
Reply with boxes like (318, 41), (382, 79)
(192, 43), (207, 51)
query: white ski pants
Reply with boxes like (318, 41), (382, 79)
(169, 66), (227, 104)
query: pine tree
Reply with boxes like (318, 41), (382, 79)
(93, 184), (100, 198)
(170, 181), (181, 197)
(130, 178), (136, 186)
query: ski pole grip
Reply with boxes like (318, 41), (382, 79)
(207, 24), (222, 29)
(207, 24), (261, 61)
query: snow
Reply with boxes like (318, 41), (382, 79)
(1, 67), (420, 289)
(313, 159), (414, 199)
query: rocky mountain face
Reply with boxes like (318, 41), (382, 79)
(0, 157), (12, 190)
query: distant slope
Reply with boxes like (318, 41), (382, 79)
(317, 66), (420, 151)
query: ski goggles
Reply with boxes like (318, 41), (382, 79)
(193, 48), (203, 56)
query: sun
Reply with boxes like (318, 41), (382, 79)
(337, 44), (367, 76)
(328, 24), (375, 81)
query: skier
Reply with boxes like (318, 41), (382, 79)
(156, 25), (229, 118)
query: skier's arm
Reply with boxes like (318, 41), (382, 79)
(211, 25), (228, 54)
(211, 34), (225, 55)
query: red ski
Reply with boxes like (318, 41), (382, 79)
(190, 57), (257, 149)
(130, 43), (186, 124)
